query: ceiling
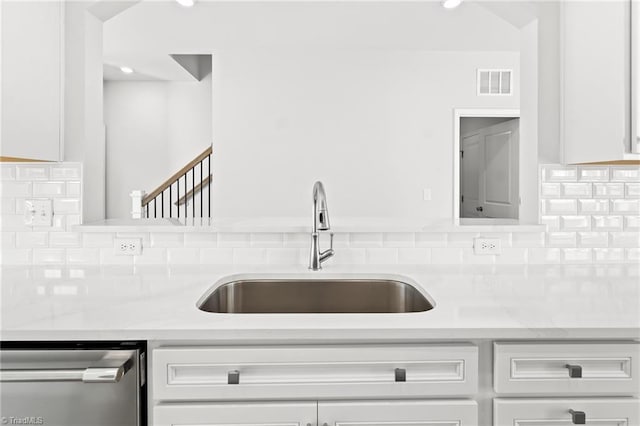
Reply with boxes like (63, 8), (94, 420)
(100, 0), (542, 81)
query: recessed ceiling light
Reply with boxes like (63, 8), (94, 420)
(120, 66), (134, 74)
(442, 0), (463, 9)
(176, 0), (195, 7)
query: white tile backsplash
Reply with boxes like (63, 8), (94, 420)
(48, 232), (82, 247)
(16, 165), (49, 181)
(397, 248), (430, 264)
(624, 215), (640, 231)
(250, 233), (284, 248)
(447, 232), (479, 248)
(578, 199), (609, 214)
(560, 215), (590, 231)
(610, 167), (640, 182)
(593, 248), (625, 264)
(542, 199), (578, 215)
(592, 215), (623, 231)
(593, 183), (624, 198)
(33, 182), (65, 197)
(382, 232), (415, 247)
(625, 183), (640, 198)
(561, 182), (592, 197)
(184, 233), (218, 247)
(150, 232), (184, 248)
(349, 232), (383, 247)
(611, 199), (640, 214)
(232, 248), (267, 264)
(577, 232), (609, 248)
(1, 163), (638, 266)
(199, 248), (234, 264)
(542, 165), (577, 182)
(578, 166), (609, 182)
(1, 182), (32, 197)
(546, 232), (577, 247)
(610, 232), (640, 248)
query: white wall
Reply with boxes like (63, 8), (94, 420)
(64, 1), (106, 223)
(104, 73), (212, 219)
(213, 50), (519, 220)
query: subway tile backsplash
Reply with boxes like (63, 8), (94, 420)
(1, 163), (639, 266)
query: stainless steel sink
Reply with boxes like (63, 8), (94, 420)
(197, 275), (434, 314)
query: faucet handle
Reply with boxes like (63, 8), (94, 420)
(329, 232), (334, 250)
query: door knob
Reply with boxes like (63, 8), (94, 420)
(569, 409), (586, 424)
(476, 206), (483, 212)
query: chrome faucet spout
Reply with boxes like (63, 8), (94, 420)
(312, 181), (330, 232)
(309, 181), (334, 270)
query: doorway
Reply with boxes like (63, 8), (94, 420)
(454, 110), (520, 221)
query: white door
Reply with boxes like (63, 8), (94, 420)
(494, 398), (640, 426)
(460, 133), (483, 218)
(460, 119), (519, 219)
(153, 402), (317, 426)
(318, 400), (478, 426)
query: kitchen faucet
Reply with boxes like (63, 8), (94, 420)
(309, 181), (334, 270)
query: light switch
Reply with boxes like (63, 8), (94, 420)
(24, 199), (53, 227)
(423, 188), (432, 201)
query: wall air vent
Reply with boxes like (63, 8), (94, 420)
(477, 69), (512, 96)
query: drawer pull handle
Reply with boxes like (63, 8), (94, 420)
(227, 370), (240, 385)
(565, 364), (582, 378)
(569, 409), (586, 424)
(394, 368), (406, 382)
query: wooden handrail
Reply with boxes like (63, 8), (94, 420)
(142, 146), (212, 206)
(174, 174), (212, 206)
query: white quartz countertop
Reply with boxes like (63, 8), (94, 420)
(1, 264), (638, 341)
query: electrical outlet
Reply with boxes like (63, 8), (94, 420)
(114, 238), (142, 256)
(474, 237), (501, 255)
(24, 199), (53, 226)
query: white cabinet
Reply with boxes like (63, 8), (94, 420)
(561, 0), (637, 163)
(494, 342), (640, 395)
(494, 398), (640, 425)
(318, 400), (478, 426)
(0, 0), (63, 161)
(154, 401), (479, 426)
(151, 344), (480, 426)
(152, 344), (478, 401)
(154, 402), (317, 426)
(494, 342), (640, 426)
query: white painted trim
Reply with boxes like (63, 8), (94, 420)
(452, 108), (520, 225)
(559, 0), (566, 165)
(632, 0), (639, 154)
(58, 1), (65, 162)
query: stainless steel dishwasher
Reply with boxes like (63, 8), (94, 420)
(0, 341), (146, 426)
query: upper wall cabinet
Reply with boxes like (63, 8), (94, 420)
(1, 1), (63, 161)
(562, 0), (638, 164)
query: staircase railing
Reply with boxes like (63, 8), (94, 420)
(132, 146), (212, 219)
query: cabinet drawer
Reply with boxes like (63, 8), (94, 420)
(319, 400), (478, 425)
(494, 342), (640, 395)
(153, 344), (478, 401)
(154, 402), (316, 426)
(494, 398), (640, 425)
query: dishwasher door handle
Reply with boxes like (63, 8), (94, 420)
(0, 356), (134, 383)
